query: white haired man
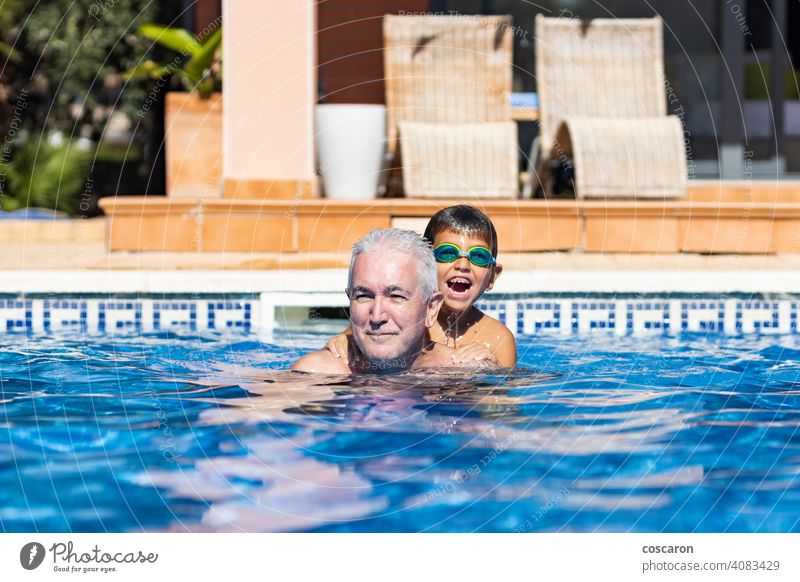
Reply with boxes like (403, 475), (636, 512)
(292, 228), (492, 374)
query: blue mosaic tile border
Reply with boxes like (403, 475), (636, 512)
(3, 296), (800, 335)
(476, 298), (800, 336)
(0, 298), (255, 334)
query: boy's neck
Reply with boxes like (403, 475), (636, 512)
(439, 304), (481, 337)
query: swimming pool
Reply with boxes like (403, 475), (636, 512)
(2, 327), (799, 533)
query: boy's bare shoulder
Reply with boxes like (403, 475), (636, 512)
(475, 310), (514, 340)
(474, 310), (517, 367)
(291, 349), (350, 374)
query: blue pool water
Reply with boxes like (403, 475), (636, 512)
(2, 329), (800, 532)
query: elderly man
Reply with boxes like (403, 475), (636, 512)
(292, 228), (488, 374)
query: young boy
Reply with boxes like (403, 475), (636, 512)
(326, 205), (517, 367)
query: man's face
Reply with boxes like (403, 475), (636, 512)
(348, 248), (443, 370)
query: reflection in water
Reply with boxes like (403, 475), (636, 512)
(138, 430), (386, 532)
(140, 368), (567, 531)
(138, 367), (721, 530)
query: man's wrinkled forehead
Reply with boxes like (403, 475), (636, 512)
(351, 248), (420, 294)
(350, 283), (414, 296)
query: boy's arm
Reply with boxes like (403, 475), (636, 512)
(450, 342), (499, 365)
(492, 326), (517, 368)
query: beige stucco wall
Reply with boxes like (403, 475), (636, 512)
(223, 0), (316, 184)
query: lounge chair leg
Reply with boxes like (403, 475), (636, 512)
(521, 136), (541, 199)
(376, 153), (393, 197)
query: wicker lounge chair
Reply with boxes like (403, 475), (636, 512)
(383, 15), (518, 199)
(525, 15), (687, 199)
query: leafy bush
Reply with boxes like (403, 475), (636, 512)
(16, 0), (157, 134)
(0, 0), (161, 213)
(0, 135), (94, 213)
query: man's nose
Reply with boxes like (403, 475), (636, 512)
(369, 295), (389, 326)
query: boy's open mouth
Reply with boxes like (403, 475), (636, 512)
(446, 277), (472, 297)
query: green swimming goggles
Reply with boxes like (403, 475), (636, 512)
(432, 243), (496, 268)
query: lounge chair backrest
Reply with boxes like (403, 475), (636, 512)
(383, 15), (513, 154)
(535, 15), (667, 156)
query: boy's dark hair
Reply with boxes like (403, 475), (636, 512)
(423, 205), (498, 257)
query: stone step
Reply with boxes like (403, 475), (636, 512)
(98, 180), (800, 254)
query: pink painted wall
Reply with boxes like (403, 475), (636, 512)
(223, 0), (316, 183)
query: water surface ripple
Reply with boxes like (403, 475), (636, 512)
(1, 331), (799, 532)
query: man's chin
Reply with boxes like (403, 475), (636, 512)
(356, 341), (412, 372)
(362, 356), (409, 373)
(357, 332), (400, 351)
(362, 346), (404, 365)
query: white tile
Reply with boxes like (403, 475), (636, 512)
(573, 300), (617, 333)
(517, 300), (563, 335)
(46, 300), (85, 332)
(0, 300), (27, 332)
(737, 300), (783, 334)
(682, 301), (726, 332)
(141, 300), (155, 332)
(101, 301), (142, 333)
(155, 301), (195, 331)
(628, 301), (670, 334)
(85, 301), (100, 333)
(30, 300), (45, 333)
(208, 301), (253, 330)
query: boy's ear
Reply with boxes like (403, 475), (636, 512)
(486, 263), (503, 291)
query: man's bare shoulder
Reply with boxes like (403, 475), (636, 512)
(290, 349), (350, 374)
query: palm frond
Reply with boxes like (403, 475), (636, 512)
(139, 24), (201, 57)
(3, 138), (94, 213)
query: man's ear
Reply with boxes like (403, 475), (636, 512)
(486, 262), (503, 291)
(425, 291), (444, 328)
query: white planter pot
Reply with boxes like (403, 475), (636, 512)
(315, 104), (386, 200)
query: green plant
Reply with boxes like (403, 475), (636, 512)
(0, 136), (94, 213)
(0, 0), (24, 62)
(125, 24), (222, 96)
(0, 37), (21, 63)
(0, 0), (31, 138)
